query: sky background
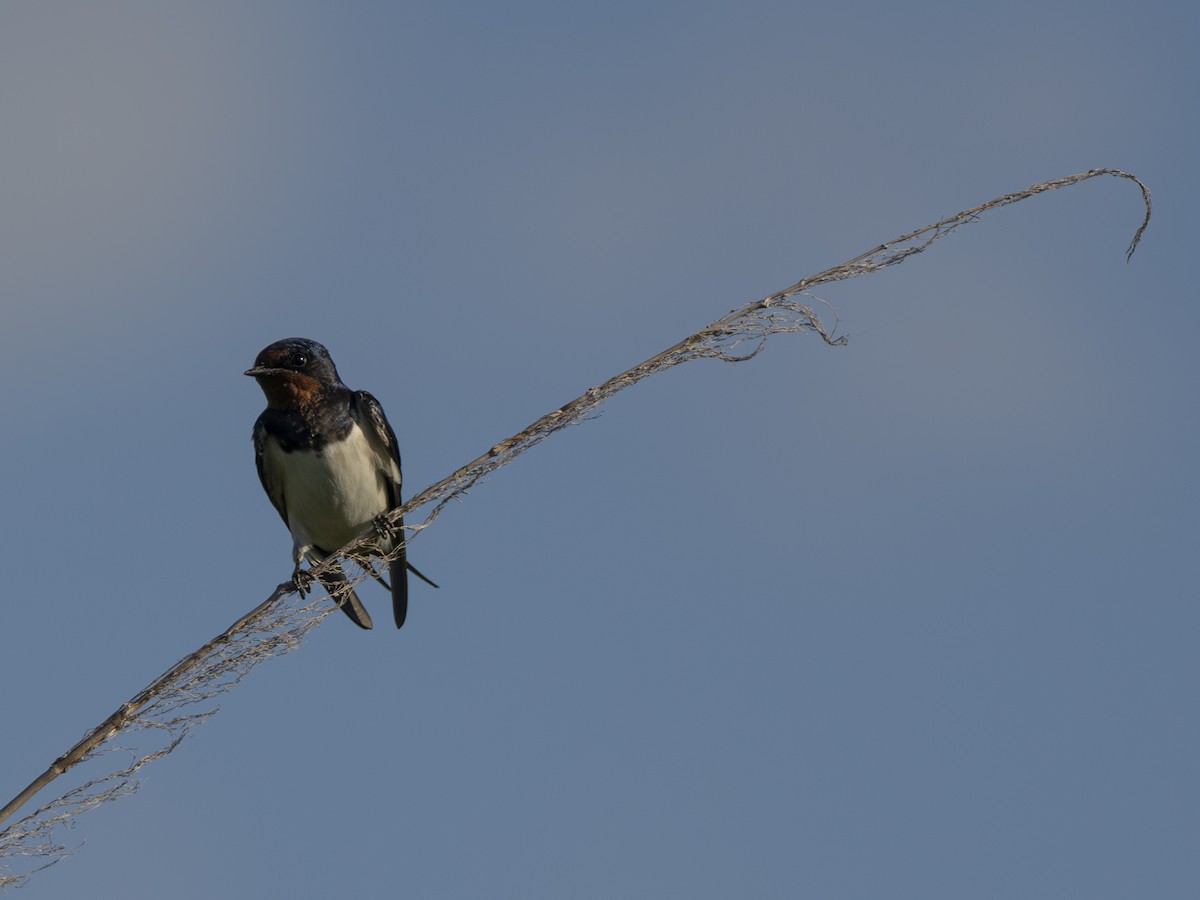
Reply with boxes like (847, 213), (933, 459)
(1, 1), (1196, 897)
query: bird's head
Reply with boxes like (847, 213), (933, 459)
(245, 337), (343, 410)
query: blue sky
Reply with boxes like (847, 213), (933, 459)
(1, 2), (1196, 897)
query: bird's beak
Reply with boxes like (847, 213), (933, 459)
(244, 366), (276, 377)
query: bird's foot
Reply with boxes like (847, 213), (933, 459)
(291, 566), (315, 597)
(372, 514), (396, 543)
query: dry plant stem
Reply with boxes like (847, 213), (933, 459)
(0, 586), (290, 832)
(0, 167), (1151, 887)
(0, 578), (329, 888)
(365, 169), (1149, 544)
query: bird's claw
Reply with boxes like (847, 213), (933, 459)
(372, 514), (395, 542)
(291, 566), (315, 597)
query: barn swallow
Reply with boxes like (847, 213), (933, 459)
(246, 337), (436, 629)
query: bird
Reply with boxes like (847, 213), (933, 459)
(245, 337), (436, 629)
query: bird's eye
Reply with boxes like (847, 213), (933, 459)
(290, 352), (308, 368)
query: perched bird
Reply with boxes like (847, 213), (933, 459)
(245, 337), (435, 629)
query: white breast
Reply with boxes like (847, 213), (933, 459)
(266, 422), (392, 554)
